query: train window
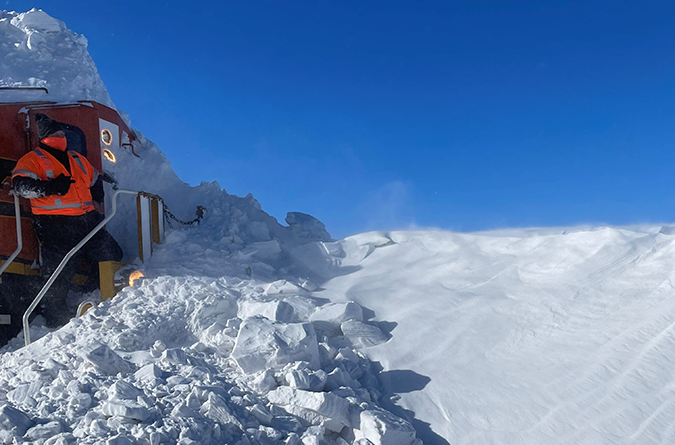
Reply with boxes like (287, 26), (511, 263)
(61, 123), (87, 157)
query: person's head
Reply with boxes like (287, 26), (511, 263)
(36, 113), (67, 151)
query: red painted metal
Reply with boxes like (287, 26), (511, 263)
(0, 100), (134, 271)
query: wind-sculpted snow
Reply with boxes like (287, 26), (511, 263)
(320, 227), (675, 444)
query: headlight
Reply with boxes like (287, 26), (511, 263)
(101, 129), (113, 146)
(113, 266), (144, 291)
(103, 149), (116, 163)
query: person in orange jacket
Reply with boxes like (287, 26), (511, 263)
(11, 113), (122, 327)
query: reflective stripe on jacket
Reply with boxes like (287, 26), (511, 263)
(11, 148), (98, 216)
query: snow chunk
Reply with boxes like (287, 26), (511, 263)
(7, 381), (43, 408)
(310, 301), (364, 324)
(247, 403), (273, 426)
(285, 212), (332, 241)
(162, 348), (187, 365)
(107, 434), (134, 445)
(251, 369), (277, 393)
(10, 9), (62, 33)
(82, 343), (133, 375)
(171, 402), (199, 418)
(340, 320), (388, 348)
(134, 364), (163, 383)
(199, 393), (242, 429)
(0, 403), (33, 436)
(284, 404), (345, 432)
(232, 317), (320, 374)
(289, 242), (343, 280)
(24, 421), (63, 440)
(267, 386), (350, 427)
(325, 367), (360, 391)
(356, 406), (418, 445)
(108, 381), (142, 401)
(101, 400), (150, 422)
(239, 299), (296, 323)
(265, 280), (310, 296)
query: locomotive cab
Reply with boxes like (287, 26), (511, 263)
(0, 100), (136, 345)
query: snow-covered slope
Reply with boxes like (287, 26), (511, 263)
(2, 8), (674, 445)
(317, 227), (675, 444)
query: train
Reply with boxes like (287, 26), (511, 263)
(0, 96), (144, 347)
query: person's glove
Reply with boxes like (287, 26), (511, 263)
(46, 174), (75, 196)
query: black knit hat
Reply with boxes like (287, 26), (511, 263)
(35, 113), (63, 139)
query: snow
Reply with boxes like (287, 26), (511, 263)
(0, 9), (111, 106)
(0, 8), (674, 445)
(319, 228), (675, 444)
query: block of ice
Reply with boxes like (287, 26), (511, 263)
(356, 406), (417, 445)
(340, 321), (388, 348)
(81, 344), (133, 376)
(0, 403), (33, 436)
(310, 302), (364, 324)
(101, 400), (150, 422)
(267, 386), (350, 427)
(232, 317), (320, 374)
(108, 381), (142, 401)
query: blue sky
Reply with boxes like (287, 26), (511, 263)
(6, 0), (675, 238)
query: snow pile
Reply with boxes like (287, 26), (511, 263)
(0, 9), (113, 106)
(0, 272), (417, 444)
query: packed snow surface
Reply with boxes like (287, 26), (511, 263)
(2, 8), (675, 445)
(321, 227), (675, 444)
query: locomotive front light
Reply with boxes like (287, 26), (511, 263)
(113, 266), (144, 291)
(129, 270), (144, 287)
(101, 129), (113, 146)
(103, 149), (116, 163)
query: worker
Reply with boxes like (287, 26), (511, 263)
(11, 113), (123, 327)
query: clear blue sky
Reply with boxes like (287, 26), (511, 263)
(6, 0), (675, 238)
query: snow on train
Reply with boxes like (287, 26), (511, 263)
(0, 96), (163, 347)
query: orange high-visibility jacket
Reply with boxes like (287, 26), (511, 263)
(12, 148), (99, 216)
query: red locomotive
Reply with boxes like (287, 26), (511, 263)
(0, 98), (136, 345)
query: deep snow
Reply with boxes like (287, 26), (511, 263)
(2, 8), (675, 445)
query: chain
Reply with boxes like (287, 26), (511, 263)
(163, 204), (206, 229)
(136, 191), (206, 229)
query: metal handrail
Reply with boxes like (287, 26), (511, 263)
(23, 189), (138, 346)
(0, 193), (23, 279)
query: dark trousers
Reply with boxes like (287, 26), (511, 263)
(33, 211), (123, 326)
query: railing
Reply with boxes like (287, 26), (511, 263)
(0, 86), (49, 94)
(22, 189), (139, 345)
